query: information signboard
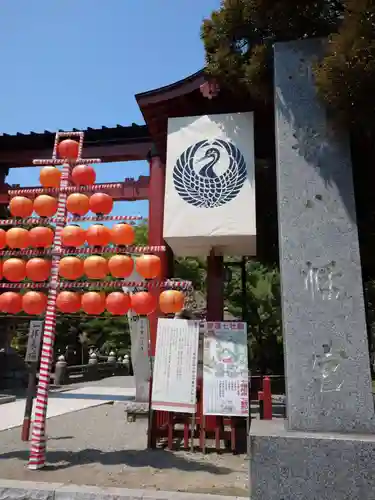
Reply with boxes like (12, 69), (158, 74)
(202, 321), (249, 416)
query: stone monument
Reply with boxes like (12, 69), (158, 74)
(250, 38), (375, 500)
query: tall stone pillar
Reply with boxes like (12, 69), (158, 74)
(250, 38), (375, 500)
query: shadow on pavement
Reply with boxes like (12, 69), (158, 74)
(0, 447), (233, 474)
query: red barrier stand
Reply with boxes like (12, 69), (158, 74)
(258, 376), (272, 420)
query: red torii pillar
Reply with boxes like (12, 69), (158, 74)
(147, 153), (167, 354)
(147, 152), (169, 448)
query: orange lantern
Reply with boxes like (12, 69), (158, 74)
(29, 226), (54, 248)
(33, 195), (58, 217)
(59, 256), (84, 280)
(9, 196), (33, 218)
(82, 291), (106, 315)
(39, 166), (61, 188)
(108, 255), (134, 278)
(130, 291), (157, 315)
(0, 292), (22, 314)
(106, 292), (131, 315)
(111, 223), (135, 246)
(135, 254), (161, 279)
(89, 193), (113, 215)
(83, 255), (108, 279)
(6, 228), (30, 249)
(56, 291), (81, 313)
(22, 291), (47, 315)
(58, 139), (79, 160)
(61, 225), (86, 247)
(0, 229), (6, 249)
(86, 224), (111, 247)
(66, 193), (90, 216)
(3, 258), (26, 282)
(159, 290), (185, 314)
(71, 165), (96, 186)
(26, 258), (51, 282)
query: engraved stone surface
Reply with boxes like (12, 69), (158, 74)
(274, 38), (375, 433)
(250, 419), (375, 500)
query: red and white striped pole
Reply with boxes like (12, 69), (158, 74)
(27, 134), (81, 469)
(28, 164), (70, 468)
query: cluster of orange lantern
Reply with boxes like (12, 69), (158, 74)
(1, 139), (186, 317)
(0, 254), (161, 282)
(8, 162), (115, 219)
(0, 223), (135, 250)
(0, 289), (184, 316)
(10, 192), (114, 218)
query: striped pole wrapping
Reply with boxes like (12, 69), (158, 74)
(0, 279), (192, 290)
(0, 245), (166, 257)
(32, 158), (101, 166)
(27, 161), (71, 470)
(65, 245), (166, 255)
(0, 214), (142, 225)
(59, 279), (192, 290)
(9, 183), (121, 197)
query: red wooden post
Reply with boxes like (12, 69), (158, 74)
(147, 154), (167, 354)
(206, 250), (224, 452)
(262, 376), (273, 420)
(147, 153), (168, 448)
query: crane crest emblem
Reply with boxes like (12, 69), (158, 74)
(172, 139), (247, 208)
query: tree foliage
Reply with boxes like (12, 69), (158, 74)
(201, 0), (343, 102)
(225, 260), (282, 373)
(201, 0), (375, 139)
(314, 0), (375, 136)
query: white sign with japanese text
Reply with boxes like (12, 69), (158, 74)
(129, 314), (151, 402)
(25, 321), (43, 363)
(152, 318), (199, 413)
(203, 321), (249, 416)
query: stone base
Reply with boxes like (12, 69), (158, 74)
(250, 419), (375, 500)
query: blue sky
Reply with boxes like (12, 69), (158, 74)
(0, 0), (220, 218)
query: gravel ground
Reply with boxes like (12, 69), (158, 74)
(0, 402), (249, 497)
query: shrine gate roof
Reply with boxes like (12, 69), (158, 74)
(0, 69), (272, 166)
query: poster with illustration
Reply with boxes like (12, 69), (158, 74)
(203, 321), (249, 416)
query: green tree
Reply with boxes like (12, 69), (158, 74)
(201, 0), (343, 103)
(225, 260), (282, 374)
(314, 0), (375, 137)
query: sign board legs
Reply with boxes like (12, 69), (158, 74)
(21, 362), (38, 441)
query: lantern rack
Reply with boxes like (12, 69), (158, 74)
(0, 215), (143, 226)
(0, 245), (165, 257)
(9, 182), (123, 198)
(4, 130), (187, 470)
(0, 279), (192, 290)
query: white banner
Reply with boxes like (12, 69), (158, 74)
(164, 112), (256, 257)
(25, 321), (43, 363)
(152, 318), (199, 413)
(203, 321), (249, 416)
(129, 314), (151, 402)
(123, 272), (150, 403)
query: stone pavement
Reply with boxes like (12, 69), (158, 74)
(0, 479), (242, 500)
(0, 384), (135, 431)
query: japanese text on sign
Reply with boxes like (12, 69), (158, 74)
(152, 318), (199, 414)
(202, 321), (248, 416)
(25, 321), (43, 363)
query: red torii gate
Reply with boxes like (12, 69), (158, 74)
(0, 70), (271, 449)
